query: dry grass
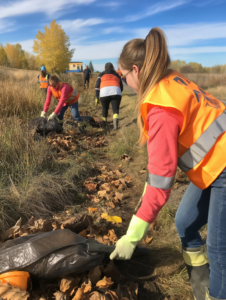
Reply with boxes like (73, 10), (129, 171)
(184, 73), (226, 93)
(0, 67), (97, 231)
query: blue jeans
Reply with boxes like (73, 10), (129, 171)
(175, 169), (226, 298)
(57, 101), (82, 122)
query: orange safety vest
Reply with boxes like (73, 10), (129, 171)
(50, 82), (79, 106)
(39, 74), (48, 89)
(100, 74), (121, 89)
(141, 71), (226, 189)
(117, 70), (122, 78)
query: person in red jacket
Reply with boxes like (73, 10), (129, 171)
(40, 74), (83, 130)
(110, 28), (226, 300)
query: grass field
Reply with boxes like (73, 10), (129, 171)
(0, 68), (224, 299)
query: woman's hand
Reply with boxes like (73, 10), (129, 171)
(48, 112), (57, 120)
(40, 111), (47, 118)
(110, 215), (150, 260)
(110, 236), (137, 260)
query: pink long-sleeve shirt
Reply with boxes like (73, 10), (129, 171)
(43, 83), (73, 115)
(136, 107), (183, 224)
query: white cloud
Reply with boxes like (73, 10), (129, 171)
(0, 0), (96, 19)
(125, 0), (190, 22)
(97, 2), (122, 8)
(0, 20), (15, 34)
(134, 22), (226, 46)
(103, 27), (125, 34)
(71, 40), (127, 60)
(60, 18), (106, 32)
(169, 46), (226, 55)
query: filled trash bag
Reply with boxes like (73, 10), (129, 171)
(0, 229), (104, 280)
(28, 117), (63, 136)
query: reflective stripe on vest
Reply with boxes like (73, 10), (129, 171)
(178, 110), (226, 173)
(147, 173), (174, 190)
(67, 89), (78, 102)
(39, 75), (48, 83)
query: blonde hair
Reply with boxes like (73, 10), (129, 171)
(119, 28), (171, 144)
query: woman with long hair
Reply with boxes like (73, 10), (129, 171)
(95, 62), (123, 130)
(110, 28), (226, 300)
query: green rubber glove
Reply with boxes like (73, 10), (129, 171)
(95, 98), (100, 106)
(110, 215), (150, 260)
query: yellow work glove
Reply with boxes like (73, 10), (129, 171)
(95, 98), (100, 106)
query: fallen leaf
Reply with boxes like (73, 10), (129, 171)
(81, 279), (92, 293)
(84, 182), (98, 192)
(105, 202), (115, 209)
(120, 154), (132, 162)
(54, 291), (68, 300)
(139, 169), (147, 174)
(89, 291), (106, 300)
(115, 192), (124, 201)
(96, 277), (113, 289)
(0, 283), (29, 300)
(144, 236), (153, 244)
(78, 230), (87, 238)
(100, 183), (110, 192)
(88, 207), (98, 213)
(101, 214), (122, 224)
(87, 194), (96, 201)
(0, 218), (22, 241)
(88, 266), (102, 285)
(72, 287), (85, 300)
(97, 190), (107, 198)
(105, 291), (119, 300)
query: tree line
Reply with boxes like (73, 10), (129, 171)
(0, 43), (37, 70)
(171, 60), (226, 74)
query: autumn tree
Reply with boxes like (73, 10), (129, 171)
(4, 44), (20, 68)
(33, 20), (75, 73)
(0, 44), (8, 66)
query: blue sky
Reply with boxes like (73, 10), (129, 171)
(0, 0), (226, 71)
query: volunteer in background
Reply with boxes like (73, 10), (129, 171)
(116, 68), (122, 78)
(83, 65), (92, 89)
(110, 28), (226, 300)
(38, 66), (50, 94)
(40, 74), (84, 131)
(95, 62), (123, 130)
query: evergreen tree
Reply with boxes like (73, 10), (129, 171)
(88, 61), (94, 72)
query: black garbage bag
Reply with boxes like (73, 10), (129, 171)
(81, 116), (95, 123)
(0, 229), (104, 280)
(28, 117), (63, 136)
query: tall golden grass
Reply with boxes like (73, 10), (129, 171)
(0, 67), (94, 231)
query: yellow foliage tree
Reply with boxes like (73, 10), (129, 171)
(4, 43), (20, 68)
(33, 20), (75, 73)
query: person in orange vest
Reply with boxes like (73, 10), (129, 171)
(110, 28), (226, 300)
(116, 68), (122, 78)
(38, 66), (50, 94)
(40, 74), (84, 131)
(95, 62), (123, 130)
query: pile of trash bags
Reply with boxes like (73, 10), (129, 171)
(28, 117), (63, 136)
(0, 230), (104, 280)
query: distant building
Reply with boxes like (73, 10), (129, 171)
(66, 62), (83, 73)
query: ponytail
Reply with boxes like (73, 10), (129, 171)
(119, 28), (171, 144)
